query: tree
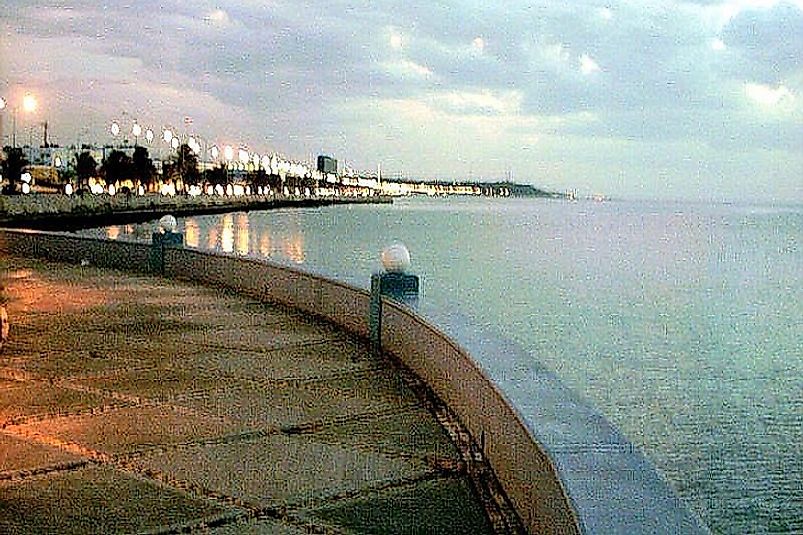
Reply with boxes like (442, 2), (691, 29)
(132, 146), (156, 190)
(75, 151), (98, 188)
(176, 144), (201, 186)
(1, 147), (29, 195)
(248, 168), (269, 191)
(203, 163), (229, 187)
(101, 150), (133, 187)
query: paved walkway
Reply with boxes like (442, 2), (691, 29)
(0, 256), (508, 534)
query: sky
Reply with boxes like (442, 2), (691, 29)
(1, 0), (802, 202)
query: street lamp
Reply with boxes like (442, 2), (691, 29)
(1, 94), (38, 148)
(0, 97), (5, 147)
(132, 122), (142, 145)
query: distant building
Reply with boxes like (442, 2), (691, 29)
(317, 155), (337, 175)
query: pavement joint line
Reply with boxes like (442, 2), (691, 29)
(1, 400), (134, 429)
(140, 506), (350, 535)
(276, 402), (422, 436)
(0, 458), (92, 482)
(51, 379), (225, 421)
(287, 469), (454, 513)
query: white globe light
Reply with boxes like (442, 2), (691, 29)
(381, 243), (411, 273)
(132, 123), (142, 137)
(158, 214), (178, 233)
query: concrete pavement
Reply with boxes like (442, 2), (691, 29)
(0, 256), (514, 534)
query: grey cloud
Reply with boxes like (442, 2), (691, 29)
(722, 2), (803, 82)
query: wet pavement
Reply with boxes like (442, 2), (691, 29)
(0, 255), (505, 534)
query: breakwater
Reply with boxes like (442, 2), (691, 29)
(0, 193), (391, 231)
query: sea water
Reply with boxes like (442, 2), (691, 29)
(90, 197), (802, 534)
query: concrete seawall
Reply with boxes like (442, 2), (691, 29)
(0, 193), (391, 230)
(0, 228), (709, 534)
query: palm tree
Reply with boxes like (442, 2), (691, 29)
(75, 151), (98, 189)
(101, 150), (134, 189)
(1, 146), (29, 194)
(132, 146), (156, 191)
(171, 143), (201, 188)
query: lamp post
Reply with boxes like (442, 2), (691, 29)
(132, 122), (142, 146)
(0, 97), (5, 147)
(1, 94), (38, 149)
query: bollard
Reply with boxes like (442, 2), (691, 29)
(149, 215), (184, 274)
(369, 243), (419, 358)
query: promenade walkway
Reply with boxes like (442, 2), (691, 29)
(0, 255), (502, 534)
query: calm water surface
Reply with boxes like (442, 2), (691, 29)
(91, 197), (802, 534)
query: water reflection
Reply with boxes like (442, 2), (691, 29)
(235, 213), (249, 256)
(184, 218), (200, 248)
(96, 212), (307, 266)
(221, 214), (234, 253)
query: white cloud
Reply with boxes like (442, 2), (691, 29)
(384, 59), (433, 79)
(744, 82), (795, 106)
(204, 9), (231, 26)
(434, 89), (522, 115)
(579, 53), (601, 75)
(710, 37), (727, 51)
(471, 36), (485, 53)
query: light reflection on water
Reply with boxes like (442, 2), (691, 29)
(83, 198), (802, 534)
(93, 211), (307, 265)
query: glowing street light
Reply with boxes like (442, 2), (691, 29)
(145, 128), (154, 143)
(210, 145), (220, 160)
(163, 128), (173, 144)
(22, 94), (37, 113)
(110, 121), (121, 137)
(224, 145), (234, 161)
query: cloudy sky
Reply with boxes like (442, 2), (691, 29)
(1, 0), (801, 201)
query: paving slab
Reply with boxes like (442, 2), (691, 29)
(0, 466), (232, 535)
(0, 255), (500, 533)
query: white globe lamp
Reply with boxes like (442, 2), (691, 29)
(381, 243), (411, 273)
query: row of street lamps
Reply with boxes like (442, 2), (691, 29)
(0, 93), (325, 183)
(106, 118), (320, 180)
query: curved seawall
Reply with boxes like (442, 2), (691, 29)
(0, 228), (708, 534)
